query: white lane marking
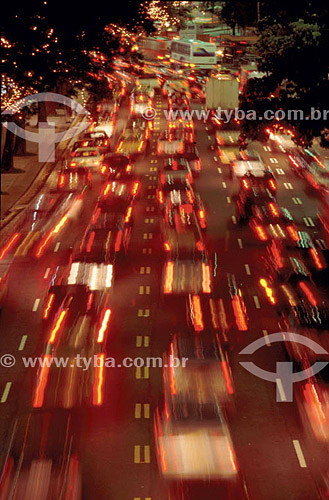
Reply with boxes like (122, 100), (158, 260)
(214, 156), (218, 162)
(292, 440), (307, 468)
(253, 295), (261, 309)
(237, 238), (243, 249)
(292, 197), (303, 205)
(284, 182), (293, 190)
(222, 182), (227, 189)
(262, 329), (271, 346)
(54, 242), (61, 252)
(1, 382), (12, 403)
(44, 268), (51, 279)
(276, 168), (285, 175)
(270, 158), (278, 163)
(245, 264), (251, 275)
(18, 335), (27, 351)
(226, 196), (231, 204)
(208, 135), (211, 140)
(276, 378), (287, 402)
(205, 126), (209, 131)
(303, 217), (315, 227)
(231, 215), (237, 224)
(264, 146), (272, 151)
(316, 239), (327, 250)
(32, 298), (40, 312)
(217, 167), (222, 174)
(279, 145), (286, 153)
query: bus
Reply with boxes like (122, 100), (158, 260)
(170, 39), (217, 69)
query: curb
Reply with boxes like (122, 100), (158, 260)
(0, 114), (88, 231)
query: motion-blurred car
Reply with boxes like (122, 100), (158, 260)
(235, 185), (276, 223)
(163, 197), (207, 232)
(157, 130), (189, 156)
(162, 230), (211, 295)
(71, 137), (111, 156)
(172, 143), (202, 177)
(33, 311), (108, 408)
(116, 127), (147, 157)
(57, 167), (92, 192)
(159, 157), (193, 186)
(163, 332), (234, 412)
(154, 401), (249, 500)
(157, 176), (193, 207)
(249, 203), (299, 243)
(304, 159), (329, 196)
(234, 164), (277, 193)
(70, 147), (104, 169)
(99, 152), (133, 177)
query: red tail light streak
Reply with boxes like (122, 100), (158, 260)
(33, 355), (51, 407)
(125, 206), (133, 224)
(232, 293), (248, 330)
(0, 233), (20, 260)
(309, 248), (325, 270)
(93, 354), (105, 405)
(97, 309), (112, 343)
(255, 225), (268, 241)
(49, 310), (67, 344)
(201, 263), (211, 293)
(163, 262), (174, 294)
(298, 281), (318, 307)
(259, 278), (276, 305)
(221, 360), (234, 394)
(191, 295), (204, 332)
(43, 294), (55, 320)
(287, 225), (300, 242)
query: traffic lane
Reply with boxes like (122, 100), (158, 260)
(213, 239), (325, 500)
(187, 121), (326, 498)
(0, 178), (103, 393)
(76, 134), (168, 499)
(0, 174), (107, 468)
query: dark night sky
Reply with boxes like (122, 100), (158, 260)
(3, 0), (146, 33)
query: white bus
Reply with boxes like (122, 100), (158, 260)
(170, 39), (217, 69)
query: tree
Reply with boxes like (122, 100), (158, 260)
(221, 1), (258, 34)
(237, 1), (329, 148)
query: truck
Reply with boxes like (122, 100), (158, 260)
(205, 76), (239, 112)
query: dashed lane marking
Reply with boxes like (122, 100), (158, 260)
(262, 329), (271, 347)
(134, 445), (150, 463)
(245, 264), (251, 275)
(135, 403), (150, 419)
(136, 336), (149, 347)
(1, 383), (12, 403)
(292, 440), (307, 468)
(253, 295), (261, 309)
(18, 335), (27, 351)
(140, 267), (151, 274)
(44, 268), (51, 279)
(292, 197), (303, 205)
(137, 309), (150, 317)
(303, 217), (315, 227)
(32, 298), (40, 312)
(136, 366), (150, 379)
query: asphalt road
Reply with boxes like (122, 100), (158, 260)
(0, 87), (328, 500)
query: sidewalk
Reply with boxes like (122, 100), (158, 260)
(1, 115), (71, 217)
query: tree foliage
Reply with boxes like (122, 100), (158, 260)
(234, 0), (329, 147)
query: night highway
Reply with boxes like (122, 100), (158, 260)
(1, 2), (329, 499)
